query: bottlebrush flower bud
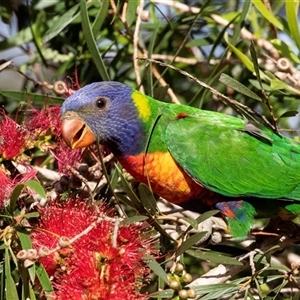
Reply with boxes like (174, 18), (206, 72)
(27, 249), (39, 260)
(17, 250), (28, 261)
(38, 246), (50, 258)
(24, 259), (35, 268)
(58, 236), (71, 248)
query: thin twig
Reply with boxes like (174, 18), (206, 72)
(139, 57), (276, 131)
(151, 66), (180, 103)
(151, 0), (280, 59)
(133, 0), (145, 92)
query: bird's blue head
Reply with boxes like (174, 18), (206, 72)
(61, 81), (146, 156)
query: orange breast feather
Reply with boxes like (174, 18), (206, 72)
(118, 151), (203, 204)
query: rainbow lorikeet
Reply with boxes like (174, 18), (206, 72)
(60, 81), (300, 238)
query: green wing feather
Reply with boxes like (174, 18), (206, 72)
(164, 111), (300, 201)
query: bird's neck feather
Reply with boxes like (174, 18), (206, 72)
(107, 92), (163, 157)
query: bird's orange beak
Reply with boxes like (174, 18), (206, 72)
(61, 118), (96, 149)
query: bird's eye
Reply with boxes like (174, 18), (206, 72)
(95, 97), (107, 110)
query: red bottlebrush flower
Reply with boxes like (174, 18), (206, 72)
(53, 138), (83, 173)
(0, 166), (37, 208)
(25, 106), (83, 173)
(0, 169), (12, 205)
(0, 110), (28, 159)
(25, 106), (62, 136)
(31, 199), (153, 300)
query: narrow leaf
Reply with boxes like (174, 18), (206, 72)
(252, 0), (283, 30)
(24, 212), (40, 219)
(278, 110), (298, 119)
(138, 184), (158, 215)
(195, 210), (219, 224)
(270, 79), (291, 91)
(80, 0), (110, 81)
(153, 85), (169, 101)
(146, 257), (169, 284)
(9, 184), (24, 216)
(0, 26), (35, 50)
(36, 263), (54, 293)
(186, 249), (243, 265)
(271, 39), (300, 64)
(226, 38), (269, 82)
(92, 1), (110, 36)
(5, 248), (18, 299)
(24, 180), (46, 199)
(219, 73), (262, 101)
(115, 164), (144, 212)
(182, 217), (198, 230)
(18, 230), (32, 250)
(286, 1), (300, 50)
(250, 41), (263, 90)
(150, 289), (175, 298)
(176, 232), (207, 256)
(0, 90), (63, 105)
(120, 215), (149, 225)
(43, 4), (80, 43)
(18, 230), (37, 284)
(126, 1), (138, 27)
(231, 1), (251, 46)
(226, 40), (254, 72)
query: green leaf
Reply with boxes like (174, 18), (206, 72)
(9, 184), (24, 216)
(0, 90), (63, 105)
(286, 1), (300, 50)
(271, 39), (300, 64)
(92, 0), (110, 35)
(120, 215), (149, 225)
(193, 283), (239, 299)
(252, 0), (283, 30)
(230, 1), (251, 46)
(36, 262), (54, 293)
(250, 41), (264, 91)
(24, 180), (46, 199)
(43, 4), (80, 43)
(153, 85), (169, 101)
(226, 39), (254, 72)
(149, 289), (175, 298)
(176, 232), (208, 256)
(195, 210), (219, 225)
(219, 73), (262, 101)
(18, 230), (32, 250)
(208, 14), (239, 62)
(0, 25), (35, 51)
(181, 217), (198, 230)
(249, 79), (271, 91)
(270, 79), (291, 91)
(278, 110), (298, 119)
(18, 230), (37, 284)
(115, 164), (144, 212)
(186, 249), (243, 265)
(126, 1), (138, 27)
(145, 256), (169, 284)
(186, 38), (210, 47)
(80, 0), (110, 81)
(9, 181), (46, 216)
(5, 248), (18, 300)
(138, 184), (158, 215)
(24, 212), (40, 219)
